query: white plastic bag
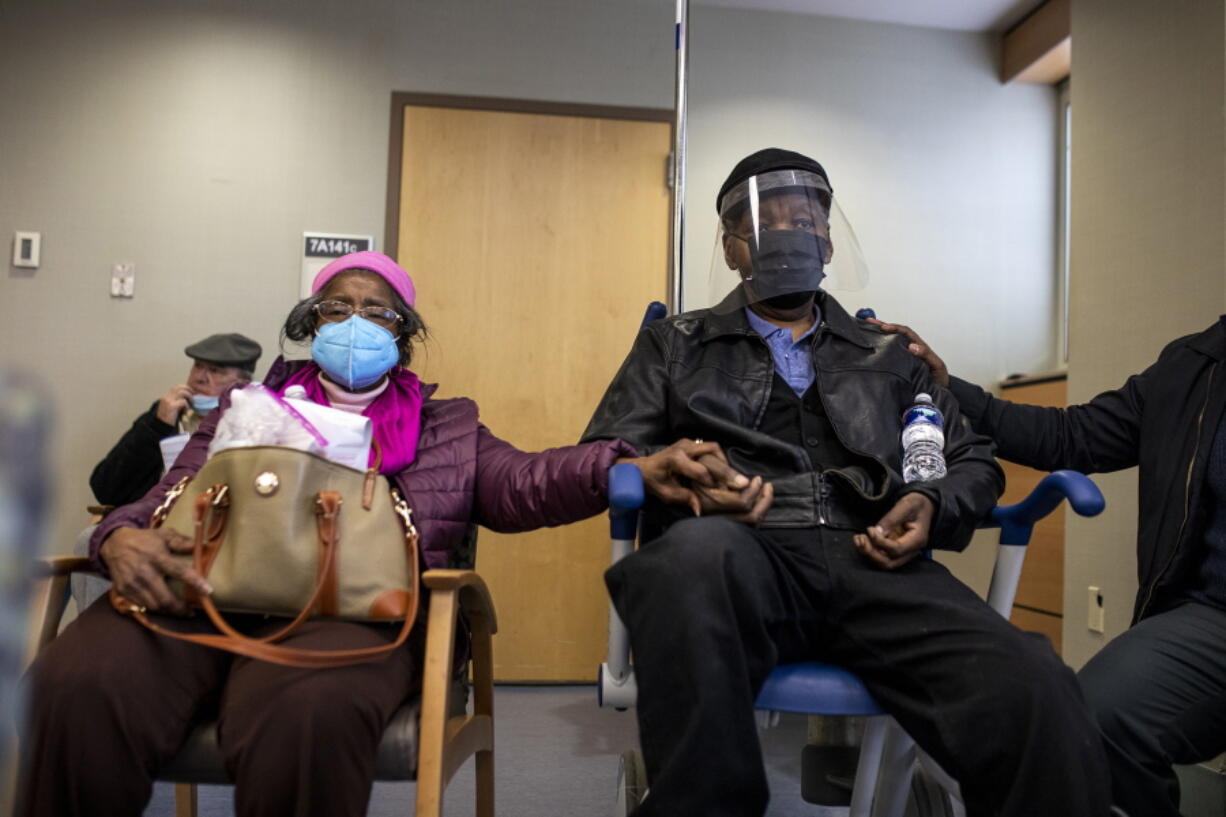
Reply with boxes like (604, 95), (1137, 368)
(208, 385), (326, 459)
(208, 384), (373, 470)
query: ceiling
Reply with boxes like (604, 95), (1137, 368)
(690, 0), (1046, 33)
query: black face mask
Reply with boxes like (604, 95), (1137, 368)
(759, 290), (817, 311)
(745, 230), (828, 303)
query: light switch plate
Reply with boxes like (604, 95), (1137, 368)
(13, 231), (40, 268)
(110, 263), (135, 298)
(1087, 586), (1105, 633)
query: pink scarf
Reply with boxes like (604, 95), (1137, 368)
(276, 362), (422, 476)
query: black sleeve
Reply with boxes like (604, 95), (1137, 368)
(89, 401), (179, 507)
(579, 324), (673, 455)
(897, 360), (1005, 551)
(948, 367), (1145, 475)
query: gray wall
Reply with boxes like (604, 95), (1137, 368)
(1062, 0), (1226, 669)
(0, 0), (1061, 559)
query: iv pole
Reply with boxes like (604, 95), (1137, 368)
(669, 0), (689, 314)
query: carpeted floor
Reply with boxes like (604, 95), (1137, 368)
(142, 684), (816, 816)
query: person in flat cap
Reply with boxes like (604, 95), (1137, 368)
(582, 148), (1112, 816)
(89, 332), (262, 507)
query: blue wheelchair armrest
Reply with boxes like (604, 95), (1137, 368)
(609, 462), (645, 541)
(984, 469), (1105, 546)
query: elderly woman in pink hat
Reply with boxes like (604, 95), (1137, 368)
(18, 252), (735, 816)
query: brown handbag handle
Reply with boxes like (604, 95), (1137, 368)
(114, 488), (421, 668)
(195, 488), (339, 645)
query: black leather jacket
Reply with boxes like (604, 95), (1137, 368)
(582, 291), (1003, 551)
(950, 317), (1226, 622)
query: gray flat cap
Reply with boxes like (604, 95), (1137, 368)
(184, 333), (262, 372)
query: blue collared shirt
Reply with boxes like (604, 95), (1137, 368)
(744, 306), (822, 397)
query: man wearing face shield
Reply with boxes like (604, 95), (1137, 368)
(582, 149), (1111, 817)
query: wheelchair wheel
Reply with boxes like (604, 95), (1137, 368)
(613, 747), (647, 817)
(904, 764), (957, 817)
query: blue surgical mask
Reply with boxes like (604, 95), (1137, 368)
(311, 316), (400, 390)
(190, 394), (220, 414)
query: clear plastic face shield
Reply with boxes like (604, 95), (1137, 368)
(710, 169), (869, 314)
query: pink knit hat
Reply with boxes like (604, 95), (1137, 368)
(311, 251), (416, 307)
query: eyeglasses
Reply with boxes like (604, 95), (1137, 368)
(314, 300), (403, 330)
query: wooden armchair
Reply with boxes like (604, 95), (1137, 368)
(21, 557), (497, 817)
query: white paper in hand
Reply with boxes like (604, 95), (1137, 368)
(159, 433), (191, 473)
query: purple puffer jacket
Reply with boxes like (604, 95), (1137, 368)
(90, 358), (637, 573)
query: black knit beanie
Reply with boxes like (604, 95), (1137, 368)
(715, 148), (832, 214)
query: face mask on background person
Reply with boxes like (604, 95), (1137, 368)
(189, 394), (220, 414)
(311, 315), (401, 391)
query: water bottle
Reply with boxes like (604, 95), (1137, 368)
(901, 393), (947, 482)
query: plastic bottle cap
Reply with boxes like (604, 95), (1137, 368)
(914, 393), (933, 404)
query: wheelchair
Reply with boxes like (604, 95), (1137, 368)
(599, 463), (1103, 817)
(593, 304), (1105, 817)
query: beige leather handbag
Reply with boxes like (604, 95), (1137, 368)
(112, 445), (420, 668)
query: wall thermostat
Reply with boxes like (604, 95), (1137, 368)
(13, 231), (40, 268)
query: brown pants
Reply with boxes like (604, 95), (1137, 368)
(17, 596), (422, 817)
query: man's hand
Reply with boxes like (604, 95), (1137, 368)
(156, 384), (192, 425)
(99, 526), (212, 614)
(866, 319), (949, 388)
(691, 469), (775, 524)
(854, 493), (936, 570)
(628, 439), (750, 517)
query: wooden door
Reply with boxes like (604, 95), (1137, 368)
(394, 102), (669, 680)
